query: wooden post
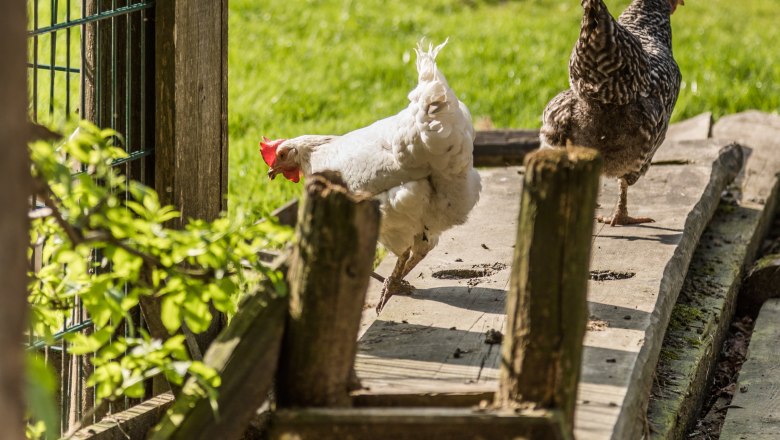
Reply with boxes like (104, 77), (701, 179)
(155, 0), (229, 354)
(276, 172), (380, 407)
(149, 271), (287, 440)
(496, 147), (601, 434)
(0, 1), (30, 438)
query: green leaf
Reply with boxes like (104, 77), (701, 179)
(161, 292), (184, 334)
(182, 297), (212, 334)
(25, 354), (60, 439)
(67, 327), (114, 355)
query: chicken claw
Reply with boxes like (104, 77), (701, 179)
(376, 278), (414, 314)
(597, 214), (655, 226)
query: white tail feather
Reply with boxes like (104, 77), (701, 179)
(415, 38), (449, 82)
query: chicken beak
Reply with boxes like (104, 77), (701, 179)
(267, 167), (279, 180)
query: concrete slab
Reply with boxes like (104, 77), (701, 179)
(648, 111), (780, 439)
(721, 299), (780, 439)
(355, 117), (742, 439)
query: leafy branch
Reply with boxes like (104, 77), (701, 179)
(27, 122), (292, 435)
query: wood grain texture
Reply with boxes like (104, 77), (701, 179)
(355, 116), (744, 439)
(497, 147), (601, 436)
(269, 407), (569, 440)
(154, 0), (229, 354)
(154, 0), (228, 221)
(149, 282), (287, 440)
(473, 129), (540, 167)
(277, 173), (380, 407)
(72, 393), (174, 440)
(646, 111), (780, 440)
(0, 2), (29, 438)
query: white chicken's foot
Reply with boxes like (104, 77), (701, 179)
(376, 277), (415, 314)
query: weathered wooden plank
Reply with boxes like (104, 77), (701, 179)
(473, 129), (539, 167)
(498, 147), (601, 436)
(351, 388), (493, 407)
(581, 139), (742, 439)
(646, 111), (780, 439)
(720, 299), (780, 439)
(645, 111), (780, 439)
(646, 180), (778, 438)
(269, 407), (569, 440)
(72, 393), (174, 440)
(356, 166), (522, 393)
(155, 0), (229, 354)
(149, 280), (287, 440)
(277, 173), (380, 407)
(355, 115), (743, 439)
(739, 254), (780, 316)
(0, 3), (29, 437)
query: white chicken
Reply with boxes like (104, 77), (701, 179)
(260, 40), (481, 312)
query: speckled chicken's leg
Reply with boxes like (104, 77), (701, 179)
(376, 250), (414, 314)
(597, 177), (655, 226)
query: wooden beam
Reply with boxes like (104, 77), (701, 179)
(351, 389), (493, 408)
(276, 172), (380, 407)
(496, 147), (601, 436)
(155, 0), (229, 354)
(269, 407), (569, 440)
(72, 393), (174, 440)
(0, 1), (29, 437)
(149, 276), (287, 440)
(473, 129), (539, 167)
(272, 198), (299, 227)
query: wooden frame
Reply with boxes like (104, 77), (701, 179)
(0, 2), (30, 438)
(154, 0), (229, 354)
(155, 0), (229, 221)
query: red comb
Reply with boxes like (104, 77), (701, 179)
(259, 136), (284, 167)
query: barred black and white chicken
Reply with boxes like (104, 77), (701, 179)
(541, 0), (684, 225)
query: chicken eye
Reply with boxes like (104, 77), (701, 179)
(278, 151), (287, 160)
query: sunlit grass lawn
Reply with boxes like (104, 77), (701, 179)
(229, 0), (780, 218)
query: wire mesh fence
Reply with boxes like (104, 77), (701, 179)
(27, 0), (155, 434)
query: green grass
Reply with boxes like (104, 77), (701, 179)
(24, 1), (780, 217)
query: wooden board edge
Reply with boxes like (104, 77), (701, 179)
(269, 407), (570, 440)
(612, 142), (745, 439)
(72, 393), (174, 439)
(351, 390), (494, 408)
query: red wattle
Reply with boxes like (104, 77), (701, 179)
(283, 169), (301, 183)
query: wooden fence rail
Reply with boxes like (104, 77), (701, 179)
(76, 149), (601, 439)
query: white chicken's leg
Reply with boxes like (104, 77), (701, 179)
(376, 250), (414, 313)
(597, 177), (655, 226)
(376, 234), (435, 314)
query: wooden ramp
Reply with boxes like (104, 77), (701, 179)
(720, 299), (780, 439)
(356, 113), (743, 439)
